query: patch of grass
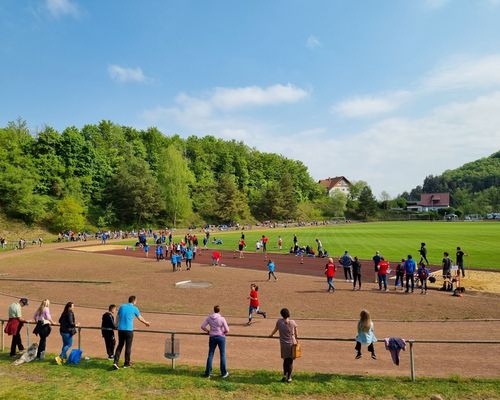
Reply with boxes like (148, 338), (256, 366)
(1, 353), (499, 399)
(117, 222), (500, 269)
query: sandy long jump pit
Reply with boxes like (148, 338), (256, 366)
(67, 244), (126, 252)
(0, 244), (500, 378)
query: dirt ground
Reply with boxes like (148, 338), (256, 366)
(1, 243), (500, 378)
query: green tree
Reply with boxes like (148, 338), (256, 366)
(279, 173), (297, 219)
(109, 157), (162, 226)
(357, 186), (378, 220)
(50, 197), (86, 232)
(157, 146), (194, 227)
(318, 191), (347, 218)
(214, 174), (250, 223)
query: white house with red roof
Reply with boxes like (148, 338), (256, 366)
(407, 193), (450, 212)
(318, 176), (351, 196)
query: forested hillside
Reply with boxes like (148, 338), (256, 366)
(403, 151), (500, 215)
(0, 119), (344, 231)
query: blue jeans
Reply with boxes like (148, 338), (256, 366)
(327, 277), (335, 291)
(205, 336), (227, 376)
(60, 332), (73, 359)
(378, 274), (387, 290)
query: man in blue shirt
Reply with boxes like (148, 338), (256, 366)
(404, 255), (416, 293)
(113, 296), (150, 369)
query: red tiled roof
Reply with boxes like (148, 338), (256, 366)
(318, 176), (351, 191)
(418, 193), (450, 207)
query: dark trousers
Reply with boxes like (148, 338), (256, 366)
(419, 255), (429, 265)
(114, 330), (133, 366)
(406, 274), (415, 292)
(343, 267), (352, 280)
(103, 332), (116, 357)
(283, 357), (294, 379)
(36, 324), (51, 358)
(355, 341), (375, 354)
(268, 271), (277, 280)
(458, 262), (465, 277)
(395, 273), (405, 287)
(352, 270), (361, 288)
(186, 259), (192, 270)
(10, 332), (24, 356)
(420, 278), (428, 292)
(378, 274), (387, 290)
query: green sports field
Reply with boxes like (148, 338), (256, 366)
(162, 221), (500, 270)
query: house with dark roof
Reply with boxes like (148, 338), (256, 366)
(318, 176), (351, 196)
(407, 193), (450, 212)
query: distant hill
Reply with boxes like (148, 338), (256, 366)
(403, 151), (500, 215)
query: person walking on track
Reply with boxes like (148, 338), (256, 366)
(325, 257), (336, 292)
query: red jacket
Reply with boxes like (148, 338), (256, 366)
(378, 260), (390, 275)
(4, 318), (23, 336)
(325, 262), (336, 278)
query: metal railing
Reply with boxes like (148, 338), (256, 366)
(2, 318), (500, 380)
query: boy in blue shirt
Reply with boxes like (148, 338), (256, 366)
(267, 259), (277, 281)
(170, 253), (177, 272)
(176, 252), (182, 271)
(185, 247), (193, 270)
(156, 245), (163, 261)
(404, 255), (416, 293)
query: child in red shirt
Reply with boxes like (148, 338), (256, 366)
(247, 284), (266, 325)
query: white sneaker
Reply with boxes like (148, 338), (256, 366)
(222, 372), (229, 378)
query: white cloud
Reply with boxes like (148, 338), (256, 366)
(108, 65), (149, 83)
(306, 35), (322, 49)
(46, 0), (80, 18)
(332, 91), (411, 118)
(142, 84), (308, 128)
(211, 84), (308, 110)
(333, 54), (500, 119)
(422, 55), (500, 91)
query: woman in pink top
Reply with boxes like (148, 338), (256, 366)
(201, 305), (229, 378)
(33, 299), (56, 360)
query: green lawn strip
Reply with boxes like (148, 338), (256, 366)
(113, 222), (500, 269)
(1, 354), (499, 399)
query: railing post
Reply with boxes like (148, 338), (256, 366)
(409, 340), (416, 382)
(171, 333), (175, 370)
(1, 320), (4, 352)
(78, 327), (82, 350)
(26, 322), (30, 348)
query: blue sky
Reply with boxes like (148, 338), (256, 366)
(2, 0), (500, 195)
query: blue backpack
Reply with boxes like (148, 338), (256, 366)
(67, 349), (83, 365)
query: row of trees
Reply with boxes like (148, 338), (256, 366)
(0, 119), (384, 231)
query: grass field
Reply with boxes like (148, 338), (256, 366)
(122, 221), (500, 269)
(1, 354), (499, 400)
